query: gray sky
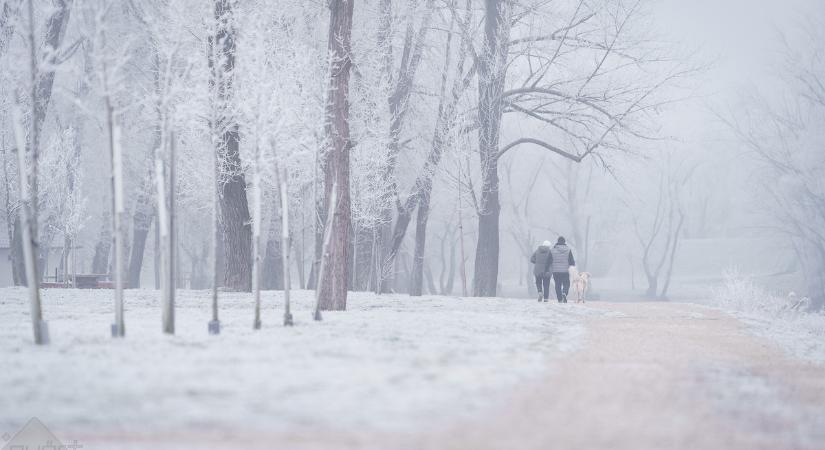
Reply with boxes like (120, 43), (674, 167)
(654, 0), (820, 86)
(645, 0), (822, 146)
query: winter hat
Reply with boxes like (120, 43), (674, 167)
(542, 240), (552, 247)
(557, 236), (566, 245)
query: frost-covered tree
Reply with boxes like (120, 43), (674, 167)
(464, 0), (694, 296)
(726, 16), (825, 309)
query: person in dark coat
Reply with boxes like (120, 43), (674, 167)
(530, 240), (553, 302)
(548, 236), (575, 303)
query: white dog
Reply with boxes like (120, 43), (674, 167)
(569, 266), (592, 303)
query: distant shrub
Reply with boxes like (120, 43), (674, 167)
(708, 270), (825, 362)
(710, 270), (803, 316)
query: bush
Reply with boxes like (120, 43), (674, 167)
(710, 270), (810, 317)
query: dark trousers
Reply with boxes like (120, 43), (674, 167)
(553, 272), (570, 302)
(535, 275), (551, 299)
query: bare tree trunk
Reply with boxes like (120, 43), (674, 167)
(317, 0), (354, 311)
(12, 104), (46, 344)
(127, 168), (154, 288)
(154, 214), (160, 289)
(473, 0), (510, 297)
(352, 226), (372, 290)
(37, 214), (56, 279)
(645, 274), (658, 298)
(209, 136), (221, 334)
(106, 100), (125, 337)
(155, 138), (175, 334)
(424, 264), (437, 295)
(211, 0), (251, 292)
(252, 146), (262, 329)
(165, 137), (176, 332)
(8, 0), (71, 287)
(262, 208), (284, 290)
(660, 210), (685, 299)
(1, 137), (22, 284)
(0, 0), (21, 58)
(409, 205), (425, 296)
(276, 165), (293, 326)
(127, 46), (161, 289)
(377, 9), (472, 288)
(409, 183), (433, 296)
(307, 150), (322, 290)
(11, 216), (25, 285)
(60, 109), (83, 286)
(442, 230), (457, 295)
(373, 1), (434, 293)
(92, 208), (111, 274)
(806, 246), (825, 310)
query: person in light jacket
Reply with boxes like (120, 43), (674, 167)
(548, 236), (575, 303)
(530, 241), (553, 302)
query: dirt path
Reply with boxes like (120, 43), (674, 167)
(419, 301), (825, 450)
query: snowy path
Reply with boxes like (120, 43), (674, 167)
(228, 302), (825, 450)
(419, 302), (825, 450)
(2, 292), (824, 449)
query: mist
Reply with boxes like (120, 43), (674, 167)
(1, 0), (824, 448)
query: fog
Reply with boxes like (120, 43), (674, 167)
(3, 1), (825, 447)
(1, 0), (823, 309)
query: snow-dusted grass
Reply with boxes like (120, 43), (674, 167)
(0, 288), (589, 438)
(698, 273), (825, 364)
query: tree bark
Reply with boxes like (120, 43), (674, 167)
(645, 275), (658, 298)
(127, 169), (154, 288)
(473, 0), (510, 297)
(211, 0), (252, 291)
(262, 206), (284, 290)
(31, 0), (71, 155)
(377, 9), (472, 288)
(409, 180), (433, 296)
(424, 264), (437, 295)
(438, 227), (457, 295)
(660, 209), (686, 299)
(9, 0), (71, 286)
(11, 215), (25, 285)
(372, 1), (433, 293)
(317, 0), (354, 311)
(352, 226), (373, 290)
(0, 0), (21, 58)
(92, 208), (111, 274)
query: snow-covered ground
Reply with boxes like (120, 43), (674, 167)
(693, 273), (825, 364)
(0, 288), (594, 445)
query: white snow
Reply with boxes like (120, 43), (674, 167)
(694, 273), (825, 364)
(0, 288), (594, 442)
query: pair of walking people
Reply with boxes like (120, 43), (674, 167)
(531, 237), (575, 302)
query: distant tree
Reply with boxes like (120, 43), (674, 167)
(724, 17), (825, 308)
(627, 157), (693, 299)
